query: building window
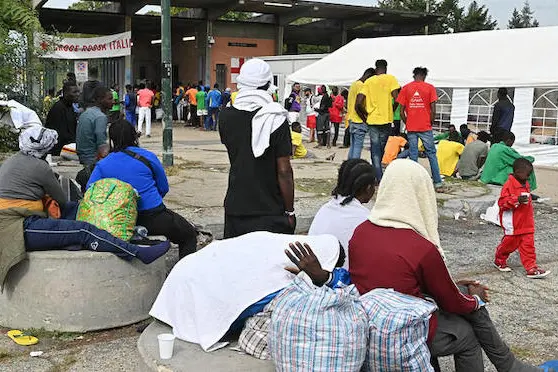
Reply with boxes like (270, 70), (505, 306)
(467, 88), (515, 133)
(434, 88), (452, 132)
(532, 88), (558, 145)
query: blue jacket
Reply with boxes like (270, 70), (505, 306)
(125, 93), (137, 113)
(87, 146), (169, 211)
(206, 89), (222, 109)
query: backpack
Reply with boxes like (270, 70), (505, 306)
(284, 95), (293, 111)
(77, 178), (139, 241)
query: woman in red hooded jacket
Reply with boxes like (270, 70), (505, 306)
(329, 86), (345, 147)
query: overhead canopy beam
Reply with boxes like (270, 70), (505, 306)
(120, 0), (151, 16)
(206, 0), (239, 21)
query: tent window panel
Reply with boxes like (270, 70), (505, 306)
(468, 88), (514, 134)
(531, 88), (558, 145)
(434, 88), (452, 133)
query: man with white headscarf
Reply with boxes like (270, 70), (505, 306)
(218, 59), (295, 239)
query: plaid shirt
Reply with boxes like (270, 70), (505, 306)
(238, 299), (276, 360)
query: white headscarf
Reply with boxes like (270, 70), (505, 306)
(370, 159), (445, 258)
(19, 126), (58, 158)
(233, 59), (288, 158)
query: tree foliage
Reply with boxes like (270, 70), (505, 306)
(68, 1), (110, 11)
(378, 0), (497, 33)
(508, 1), (539, 29)
(0, 0), (42, 98)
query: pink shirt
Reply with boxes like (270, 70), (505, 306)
(137, 88), (154, 108)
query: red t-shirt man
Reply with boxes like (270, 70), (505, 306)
(397, 80), (438, 132)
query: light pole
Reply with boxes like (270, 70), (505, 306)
(161, 0), (173, 166)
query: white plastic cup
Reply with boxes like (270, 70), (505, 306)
(157, 333), (175, 360)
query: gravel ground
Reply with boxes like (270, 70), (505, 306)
(1, 207), (557, 371)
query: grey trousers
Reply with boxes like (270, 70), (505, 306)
(430, 307), (540, 372)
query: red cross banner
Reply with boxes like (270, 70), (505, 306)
(231, 57), (245, 84)
(37, 32), (132, 60)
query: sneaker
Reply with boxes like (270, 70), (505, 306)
(494, 261), (512, 272)
(526, 267), (550, 279)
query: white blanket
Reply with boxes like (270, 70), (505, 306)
(309, 196), (370, 269)
(149, 231), (340, 351)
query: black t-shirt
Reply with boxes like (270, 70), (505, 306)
(219, 107), (292, 216)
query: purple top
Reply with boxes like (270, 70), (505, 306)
(289, 92), (301, 112)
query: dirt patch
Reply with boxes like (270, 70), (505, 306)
(295, 178), (336, 196)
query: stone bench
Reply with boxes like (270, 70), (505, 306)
(138, 320), (274, 372)
(0, 250), (167, 332)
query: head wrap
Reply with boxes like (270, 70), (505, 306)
(369, 159), (445, 259)
(19, 126), (58, 158)
(236, 59), (274, 91)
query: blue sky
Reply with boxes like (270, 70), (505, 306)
(45, 0), (558, 27)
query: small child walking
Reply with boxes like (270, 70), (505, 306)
(493, 158), (550, 279)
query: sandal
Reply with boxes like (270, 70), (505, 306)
(7, 330), (38, 346)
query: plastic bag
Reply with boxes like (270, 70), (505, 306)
(269, 276), (367, 372)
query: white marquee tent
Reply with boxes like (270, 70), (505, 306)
(286, 27), (558, 165)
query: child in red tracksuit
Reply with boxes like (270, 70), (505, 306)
(493, 158), (550, 278)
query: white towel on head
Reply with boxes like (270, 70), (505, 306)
(370, 159), (445, 259)
(233, 59), (288, 157)
(149, 231), (341, 351)
(19, 126), (58, 158)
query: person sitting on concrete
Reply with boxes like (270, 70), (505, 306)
(76, 86), (113, 166)
(349, 159), (545, 372)
(437, 131), (465, 177)
(290, 122), (315, 159)
(457, 131), (490, 180)
(87, 119), (198, 259)
(480, 131), (537, 190)
(149, 231), (347, 352)
(309, 159), (375, 268)
(0, 127), (171, 287)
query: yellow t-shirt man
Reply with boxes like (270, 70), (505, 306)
(347, 80), (364, 124)
(231, 91), (239, 105)
(359, 74), (400, 125)
(291, 131), (308, 159)
(437, 140), (465, 176)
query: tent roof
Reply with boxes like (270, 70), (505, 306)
(287, 26), (558, 88)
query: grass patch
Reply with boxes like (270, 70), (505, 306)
(23, 328), (83, 341)
(295, 178), (336, 196)
(510, 346), (535, 360)
(0, 349), (14, 361)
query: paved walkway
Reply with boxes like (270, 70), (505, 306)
(2, 122), (558, 371)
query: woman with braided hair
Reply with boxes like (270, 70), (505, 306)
(308, 159), (376, 268)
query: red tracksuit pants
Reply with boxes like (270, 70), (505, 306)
(495, 233), (537, 271)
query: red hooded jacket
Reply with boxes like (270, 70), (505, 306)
(329, 94), (345, 123)
(498, 174), (535, 236)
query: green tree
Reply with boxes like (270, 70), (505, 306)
(459, 1), (497, 32)
(508, 8), (523, 28)
(68, 1), (110, 11)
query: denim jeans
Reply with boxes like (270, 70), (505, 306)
(347, 121), (367, 159)
(368, 124), (391, 181)
(23, 215), (141, 259)
(407, 130), (443, 185)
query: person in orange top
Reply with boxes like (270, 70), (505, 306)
(186, 84), (198, 126)
(382, 134), (408, 165)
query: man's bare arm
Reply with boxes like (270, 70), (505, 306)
(277, 156), (294, 212)
(355, 93), (367, 123)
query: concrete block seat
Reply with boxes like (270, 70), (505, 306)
(0, 250), (167, 332)
(138, 320), (274, 372)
